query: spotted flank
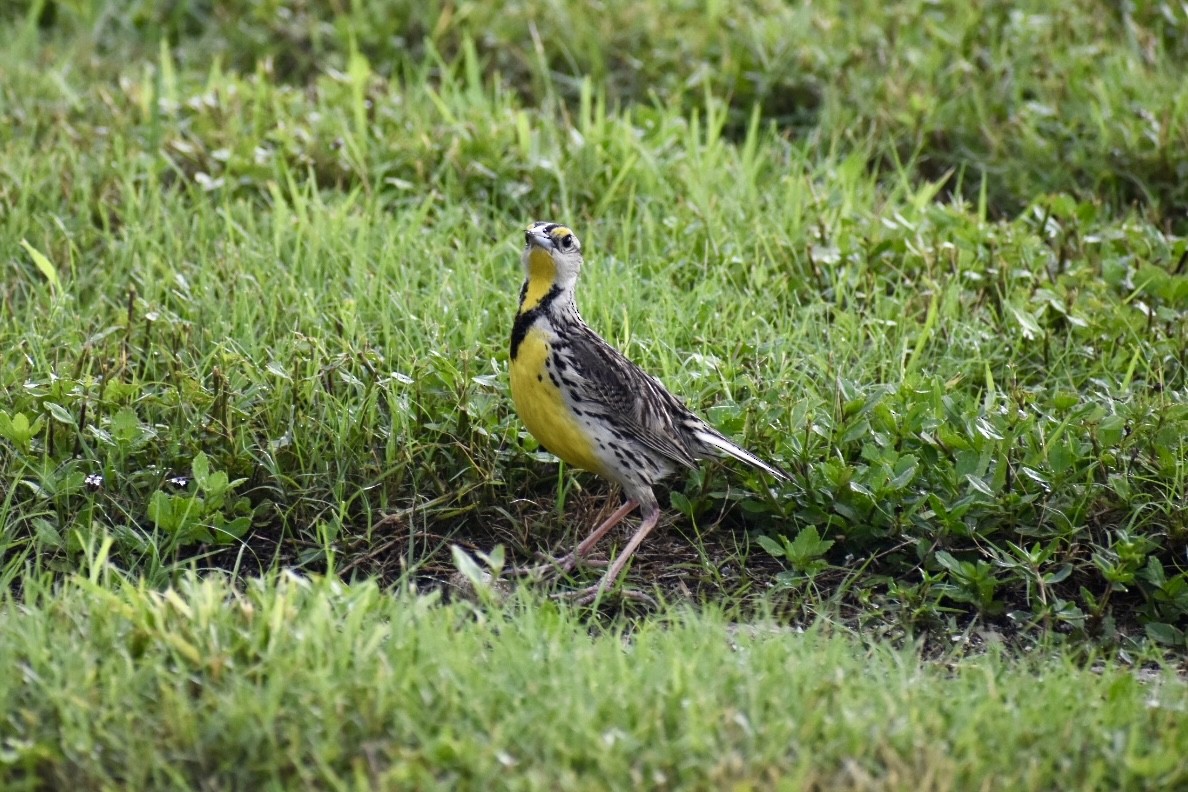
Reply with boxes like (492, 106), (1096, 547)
(508, 220), (789, 601)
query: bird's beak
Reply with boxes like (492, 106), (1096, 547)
(524, 227), (553, 250)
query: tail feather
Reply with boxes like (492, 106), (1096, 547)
(691, 425), (790, 482)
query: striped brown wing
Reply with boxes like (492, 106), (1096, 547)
(558, 321), (702, 472)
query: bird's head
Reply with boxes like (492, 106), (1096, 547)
(522, 220), (583, 291)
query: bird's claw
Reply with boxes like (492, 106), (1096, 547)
(558, 583), (658, 608)
(514, 552), (607, 579)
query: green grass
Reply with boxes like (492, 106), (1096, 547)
(1, 0), (1188, 783)
(2, 571), (1186, 790)
(4, 0), (1186, 638)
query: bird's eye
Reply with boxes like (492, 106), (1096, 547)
(560, 234), (574, 250)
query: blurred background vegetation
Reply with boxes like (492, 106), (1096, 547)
(9, 0), (1188, 221)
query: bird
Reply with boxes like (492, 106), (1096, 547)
(508, 220), (790, 603)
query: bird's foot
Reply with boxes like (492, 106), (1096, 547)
(560, 582), (658, 609)
(513, 551), (607, 579)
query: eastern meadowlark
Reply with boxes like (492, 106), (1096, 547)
(509, 220), (789, 602)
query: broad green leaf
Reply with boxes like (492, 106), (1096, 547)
(192, 452), (211, 487)
(755, 534), (786, 559)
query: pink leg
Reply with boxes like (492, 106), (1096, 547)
(571, 499), (639, 561)
(525, 499), (639, 576)
(574, 506), (660, 604)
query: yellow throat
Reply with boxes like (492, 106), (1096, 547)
(521, 247), (557, 312)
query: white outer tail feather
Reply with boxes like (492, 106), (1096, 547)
(692, 427), (789, 482)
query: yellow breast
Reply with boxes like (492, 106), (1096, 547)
(509, 327), (606, 475)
